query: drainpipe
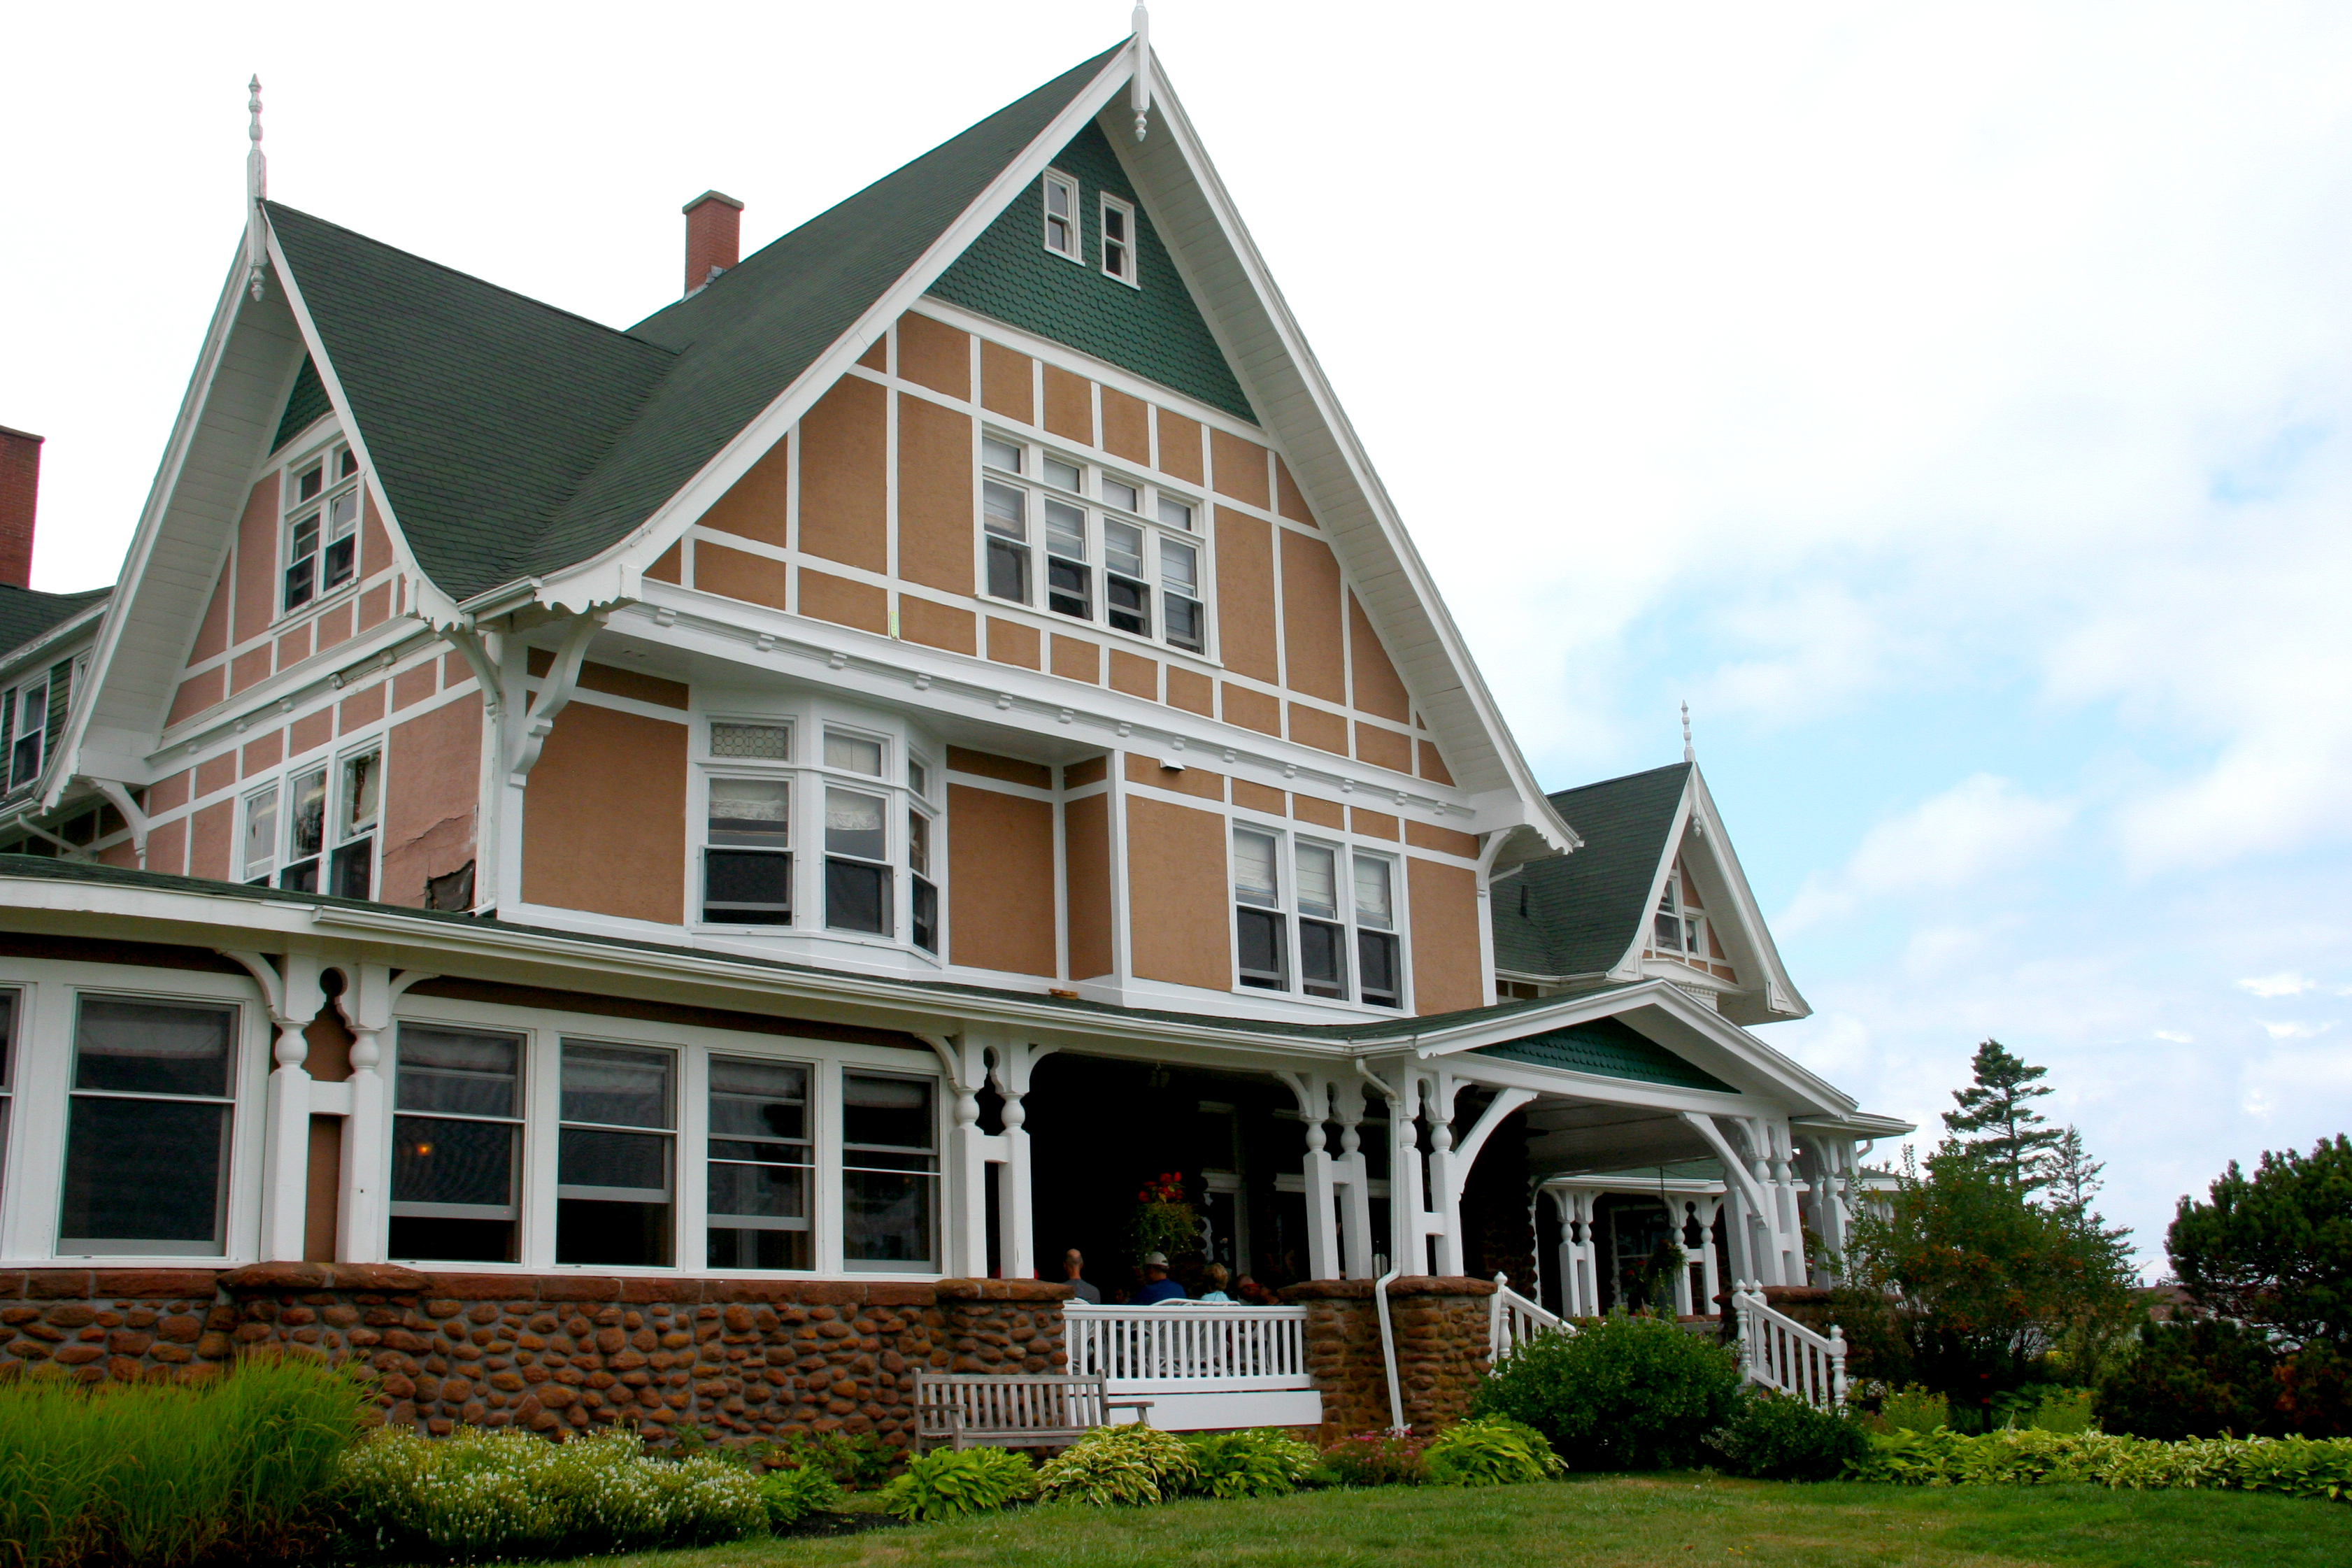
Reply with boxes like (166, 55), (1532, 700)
(1371, 1262), (1406, 1435)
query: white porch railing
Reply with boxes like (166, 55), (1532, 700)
(1732, 1281), (1847, 1409)
(1488, 1274), (1574, 1360)
(1062, 1302), (1313, 1392)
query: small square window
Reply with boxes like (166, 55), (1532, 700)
(1044, 456), (1083, 492)
(824, 731), (884, 776)
(1042, 171), (1081, 262)
(1157, 495), (1194, 531)
(983, 436), (1025, 473)
(711, 722), (789, 761)
(1102, 477), (1139, 512)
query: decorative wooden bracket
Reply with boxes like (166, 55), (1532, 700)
(506, 611), (606, 787)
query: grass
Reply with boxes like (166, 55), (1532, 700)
(497, 1471), (2352, 1568)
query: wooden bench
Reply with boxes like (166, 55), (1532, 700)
(913, 1371), (1154, 1451)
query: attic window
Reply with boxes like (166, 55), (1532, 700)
(1042, 171), (1080, 261)
(1653, 864), (1706, 960)
(1100, 194), (1139, 287)
(283, 443), (362, 613)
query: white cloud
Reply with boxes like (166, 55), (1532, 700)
(2258, 1020), (2332, 1041)
(1779, 776), (2072, 933)
(2153, 1030), (2194, 1043)
(2239, 972), (2319, 998)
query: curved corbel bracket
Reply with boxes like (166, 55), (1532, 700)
(507, 611), (607, 786)
(441, 627), (504, 719)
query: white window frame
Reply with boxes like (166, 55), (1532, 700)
(329, 746), (382, 901)
(1230, 825), (1408, 1010)
(386, 1021), (528, 1262)
(57, 990), (244, 1257)
(0, 988), (16, 1214)
(977, 431), (1210, 657)
(280, 439), (364, 618)
(837, 1067), (943, 1274)
(700, 720), (795, 929)
(6, 676), (48, 792)
(1041, 169), (1081, 262)
(705, 1050), (818, 1272)
(553, 1034), (680, 1269)
(1652, 862), (1708, 964)
(1099, 192), (1140, 288)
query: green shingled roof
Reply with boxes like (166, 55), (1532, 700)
(1490, 762), (1690, 978)
(1476, 1014), (1733, 1093)
(271, 356), (332, 454)
(0, 584), (109, 667)
(929, 121), (1255, 422)
(269, 44), (1124, 604)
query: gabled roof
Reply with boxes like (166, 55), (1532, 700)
(1493, 762), (1691, 978)
(267, 45), (1122, 605)
(0, 585), (111, 668)
(1491, 760), (1809, 1026)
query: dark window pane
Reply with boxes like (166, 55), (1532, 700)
(278, 859), (318, 894)
(1300, 918), (1346, 999)
(911, 877), (938, 953)
(392, 1115), (515, 1209)
(986, 538), (1029, 602)
(1106, 575), (1149, 635)
(709, 1057), (808, 1140)
(704, 848), (792, 922)
(707, 1160), (808, 1223)
(330, 839), (373, 901)
(73, 998), (232, 1097)
(708, 1226), (810, 1270)
(395, 1026), (519, 1118)
(388, 1215), (514, 1263)
(283, 560), (314, 611)
(1358, 931), (1400, 1007)
(557, 1199), (670, 1267)
(323, 534), (355, 589)
(1236, 907), (1287, 989)
(843, 1169), (936, 1264)
(558, 1126), (669, 1195)
(1047, 557), (1090, 619)
(826, 858), (890, 934)
(561, 1043), (671, 1129)
(1165, 595), (1204, 652)
(843, 1074), (934, 1153)
(0, 990), (14, 1084)
(59, 1097), (226, 1248)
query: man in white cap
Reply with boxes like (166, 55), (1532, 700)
(1132, 1251), (1187, 1304)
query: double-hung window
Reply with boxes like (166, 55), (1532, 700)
(702, 722), (792, 925)
(0, 991), (14, 1205)
(59, 997), (236, 1255)
(1100, 193), (1139, 286)
(331, 750), (380, 899)
(841, 1073), (938, 1270)
(390, 1025), (523, 1262)
(1653, 863), (1705, 960)
(981, 435), (1206, 655)
(706, 1055), (812, 1270)
(1041, 169), (1080, 260)
(245, 748), (376, 896)
(1232, 827), (1404, 1008)
(283, 443), (362, 613)
(556, 1041), (675, 1267)
(824, 729), (891, 936)
(6, 677), (46, 790)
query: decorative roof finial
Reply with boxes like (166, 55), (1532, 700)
(1681, 701), (1694, 763)
(245, 76), (269, 302)
(1130, 5), (1153, 141)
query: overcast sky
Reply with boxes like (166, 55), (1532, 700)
(7, 1), (2349, 1274)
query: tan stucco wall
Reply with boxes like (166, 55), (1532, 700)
(522, 700), (687, 925)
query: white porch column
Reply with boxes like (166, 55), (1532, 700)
(923, 1032), (992, 1277)
(1697, 1197), (1724, 1314)
(334, 963), (434, 1264)
(1334, 1080), (1375, 1279)
(988, 1039), (1055, 1281)
(1571, 1192), (1601, 1313)
(224, 951), (323, 1263)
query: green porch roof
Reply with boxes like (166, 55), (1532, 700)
(1476, 1013), (1733, 1093)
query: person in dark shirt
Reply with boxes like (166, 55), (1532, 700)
(1131, 1251), (1188, 1304)
(1062, 1248), (1102, 1303)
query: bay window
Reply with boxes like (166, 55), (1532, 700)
(825, 788), (891, 934)
(390, 1024), (523, 1262)
(706, 1055), (813, 1270)
(556, 1041), (674, 1267)
(59, 997), (236, 1255)
(702, 722), (792, 925)
(981, 432), (1206, 655)
(841, 1072), (937, 1269)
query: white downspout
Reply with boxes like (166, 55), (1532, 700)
(1370, 1261), (1406, 1434)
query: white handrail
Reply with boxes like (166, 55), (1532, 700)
(1730, 1281), (1846, 1409)
(1487, 1272), (1573, 1360)
(1062, 1302), (1313, 1391)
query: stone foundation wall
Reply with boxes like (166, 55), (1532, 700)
(0, 1267), (1067, 1448)
(1281, 1276), (1495, 1439)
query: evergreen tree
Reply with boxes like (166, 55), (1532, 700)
(2047, 1125), (2104, 1219)
(1942, 1039), (2064, 1193)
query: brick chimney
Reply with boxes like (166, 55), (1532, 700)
(682, 191), (743, 297)
(0, 426), (41, 590)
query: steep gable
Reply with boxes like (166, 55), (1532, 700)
(1493, 763), (1691, 978)
(928, 121), (1254, 422)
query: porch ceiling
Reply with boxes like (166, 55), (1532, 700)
(1522, 1097), (1717, 1178)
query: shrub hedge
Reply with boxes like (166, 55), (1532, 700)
(1470, 1313), (1742, 1469)
(1706, 1389), (1872, 1481)
(1848, 1426), (2352, 1502)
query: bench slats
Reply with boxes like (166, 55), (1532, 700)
(913, 1371), (1154, 1451)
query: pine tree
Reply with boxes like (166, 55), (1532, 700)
(1941, 1039), (2064, 1194)
(2046, 1125), (2104, 1219)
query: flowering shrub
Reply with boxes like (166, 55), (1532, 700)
(1423, 1417), (1563, 1487)
(1318, 1430), (1430, 1486)
(336, 1425), (765, 1562)
(1182, 1428), (1323, 1497)
(1038, 1423), (1199, 1505)
(1847, 1427), (2352, 1502)
(878, 1446), (1037, 1522)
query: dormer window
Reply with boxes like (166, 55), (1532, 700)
(283, 442), (362, 613)
(6, 676), (48, 790)
(1100, 194), (1139, 286)
(1042, 170), (1080, 261)
(1653, 864), (1705, 959)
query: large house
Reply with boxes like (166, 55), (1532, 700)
(0, 27), (1905, 1434)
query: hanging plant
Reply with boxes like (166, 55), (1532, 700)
(1131, 1171), (1200, 1261)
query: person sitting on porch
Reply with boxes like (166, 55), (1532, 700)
(1062, 1248), (1101, 1303)
(1132, 1253), (1188, 1304)
(1195, 1264), (1232, 1302)
(1234, 1275), (1281, 1305)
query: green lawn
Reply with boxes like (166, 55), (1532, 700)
(520, 1474), (2352, 1568)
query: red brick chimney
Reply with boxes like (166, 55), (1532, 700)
(0, 426), (41, 590)
(682, 191), (743, 297)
